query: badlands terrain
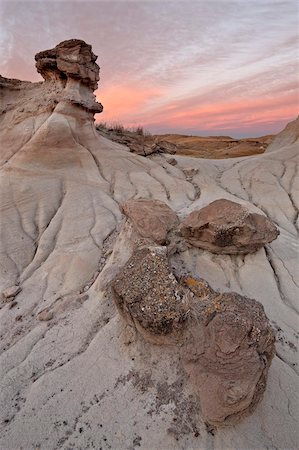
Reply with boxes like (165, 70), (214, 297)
(153, 134), (273, 159)
(0, 40), (298, 450)
(96, 123), (273, 159)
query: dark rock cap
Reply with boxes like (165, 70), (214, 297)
(35, 39), (100, 90)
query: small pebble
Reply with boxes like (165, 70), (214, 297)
(2, 285), (21, 299)
(38, 311), (54, 321)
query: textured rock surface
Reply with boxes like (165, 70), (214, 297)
(112, 248), (275, 426)
(113, 246), (187, 335)
(96, 126), (177, 156)
(122, 198), (179, 244)
(0, 40), (298, 449)
(1, 285), (21, 299)
(183, 277), (275, 426)
(179, 199), (279, 254)
(35, 39), (100, 91)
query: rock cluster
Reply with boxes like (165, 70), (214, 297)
(122, 198), (179, 244)
(112, 196), (277, 425)
(179, 198), (279, 254)
(111, 245), (275, 426)
(96, 126), (177, 156)
(121, 197), (279, 254)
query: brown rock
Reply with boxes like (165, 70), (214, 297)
(122, 198), (179, 244)
(2, 285), (21, 299)
(35, 39), (103, 113)
(95, 128), (178, 157)
(152, 140), (177, 155)
(183, 277), (275, 426)
(179, 199), (279, 254)
(112, 246), (188, 335)
(37, 310), (54, 321)
(35, 39), (100, 90)
(112, 250), (275, 426)
(127, 138), (177, 156)
(166, 157), (177, 165)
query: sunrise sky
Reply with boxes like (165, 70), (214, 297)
(1, 0), (298, 137)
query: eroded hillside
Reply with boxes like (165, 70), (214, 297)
(0, 40), (298, 450)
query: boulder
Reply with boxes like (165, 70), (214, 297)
(152, 140), (177, 155)
(2, 285), (21, 299)
(122, 198), (179, 244)
(166, 157), (177, 165)
(112, 246), (188, 335)
(111, 248), (275, 426)
(179, 199), (279, 254)
(183, 277), (275, 426)
(126, 138), (177, 156)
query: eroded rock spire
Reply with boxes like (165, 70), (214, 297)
(35, 39), (103, 113)
(35, 39), (100, 89)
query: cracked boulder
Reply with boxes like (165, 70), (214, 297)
(122, 198), (179, 244)
(179, 199), (279, 254)
(112, 248), (275, 426)
(183, 277), (275, 426)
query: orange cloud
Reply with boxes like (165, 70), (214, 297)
(95, 84), (163, 124)
(139, 92), (299, 133)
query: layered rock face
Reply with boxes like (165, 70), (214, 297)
(179, 199), (279, 254)
(35, 39), (103, 113)
(0, 40), (298, 450)
(35, 39), (100, 90)
(112, 245), (275, 426)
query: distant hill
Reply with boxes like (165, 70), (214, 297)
(155, 133), (274, 158)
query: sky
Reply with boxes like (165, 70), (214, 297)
(0, 0), (298, 137)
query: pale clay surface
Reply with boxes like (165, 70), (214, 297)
(0, 40), (298, 449)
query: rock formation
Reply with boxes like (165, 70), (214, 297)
(96, 125), (178, 156)
(0, 40), (298, 450)
(35, 39), (100, 91)
(179, 199), (279, 254)
(183, 277), (275, 426)
(266, 115), (299, 152)
(113, 246), (188, 336)
(122, 199), (179, 244)
(112, 245), (275, 426)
